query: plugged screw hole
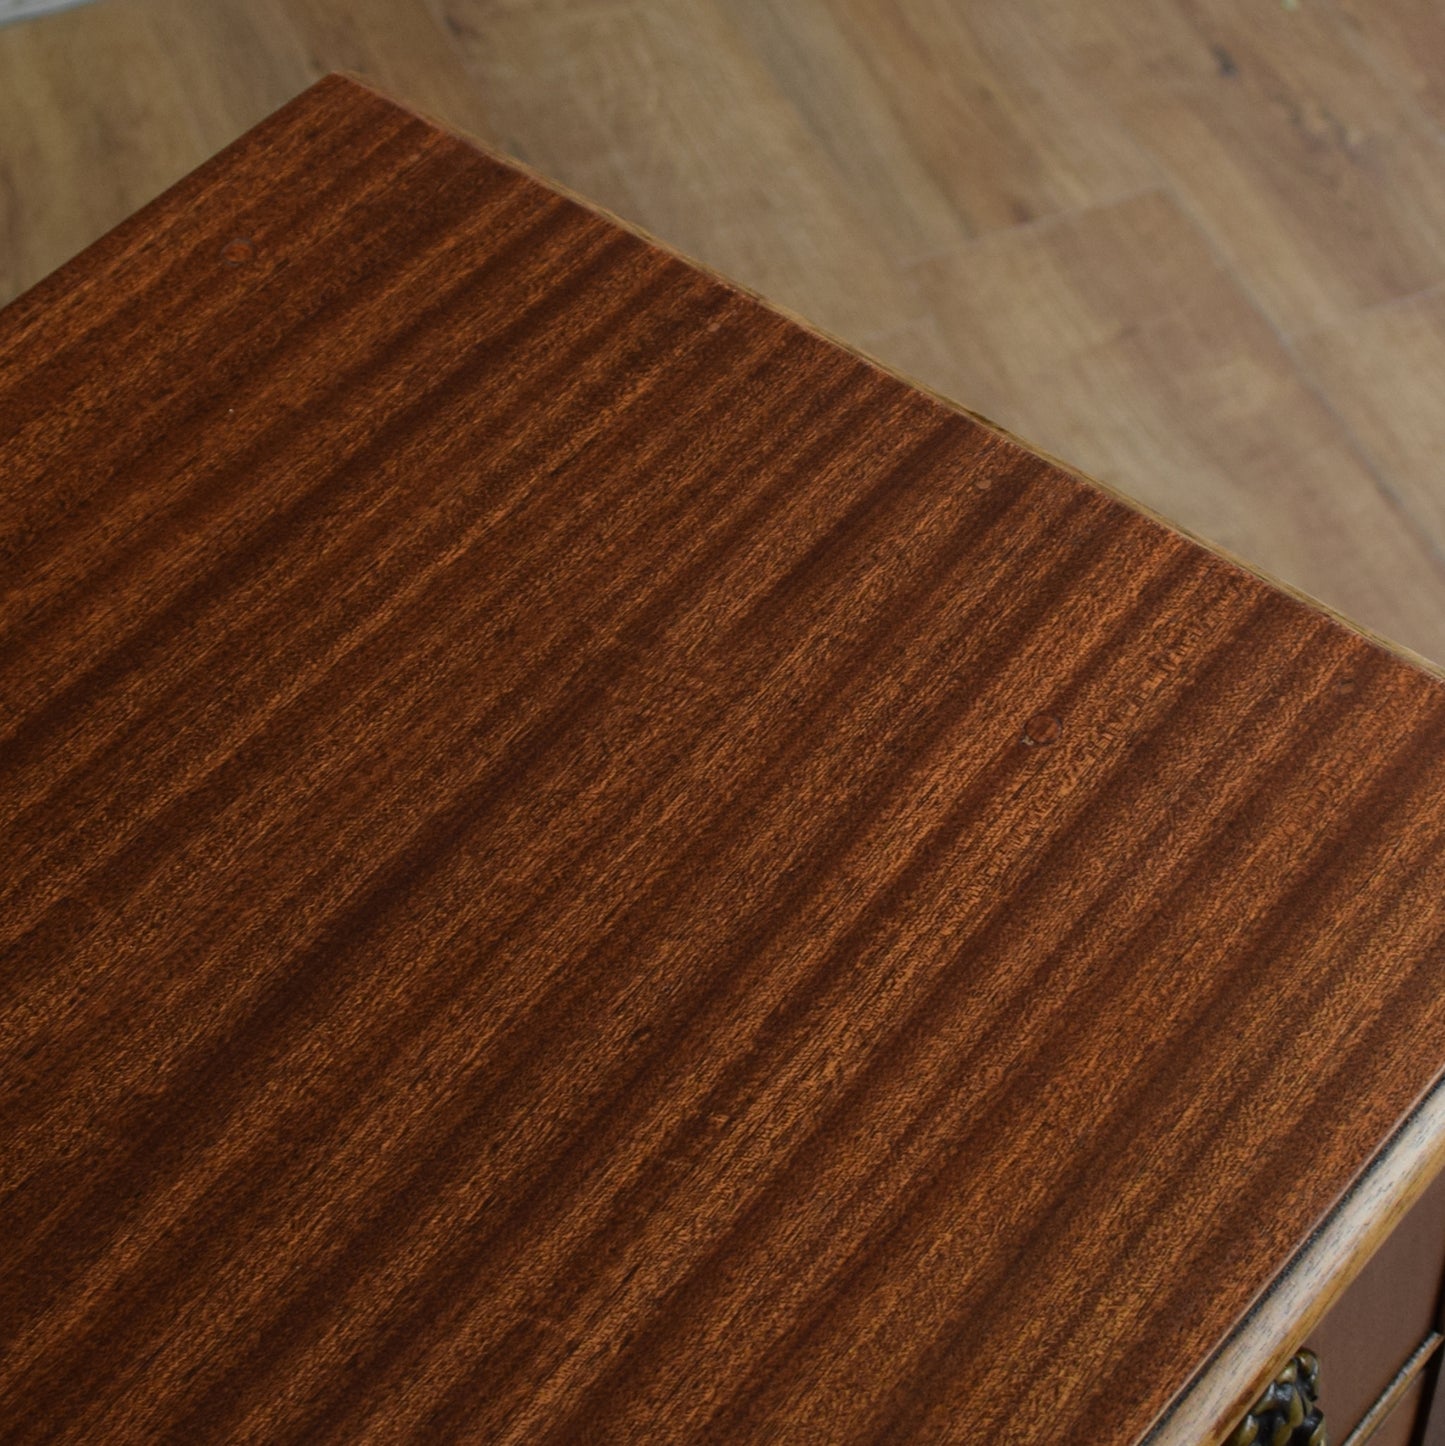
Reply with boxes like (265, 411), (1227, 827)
(1022, 713), (1063, 746)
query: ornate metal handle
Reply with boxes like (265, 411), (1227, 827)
(1228, 1350), (1326, 1446)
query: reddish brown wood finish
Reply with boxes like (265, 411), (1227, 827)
(3, 75), (1445, 1445)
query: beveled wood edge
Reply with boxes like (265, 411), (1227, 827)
(322, 74), (1445, 691)
(1341, 1331), (1444, 1446)
(1142, 1069), (1445, 1446)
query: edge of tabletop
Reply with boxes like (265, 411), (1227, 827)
(1143, 1067), (1445, 1446)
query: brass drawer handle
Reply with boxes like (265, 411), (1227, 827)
(1229, 1350), (1326, 1446)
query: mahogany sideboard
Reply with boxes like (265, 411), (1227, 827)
(3, 75), (1445, 1446)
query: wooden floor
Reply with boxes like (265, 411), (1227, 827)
(4, 0), (1445, 665)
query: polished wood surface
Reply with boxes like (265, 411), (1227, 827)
(5, 0), (1445, 669)
(4, 76), (1445, 1446)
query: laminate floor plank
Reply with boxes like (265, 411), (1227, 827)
(1330, 0), (1445, 133)
(1298, 289), (1445, 558)
(1042, 0), (1445, 338)
(759, 0), (1159, 243)
(0, 1), (209, 301)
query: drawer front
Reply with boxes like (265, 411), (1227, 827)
(1311, 1165), (1445, 1442)
(1425, 1374), (1445, 1445)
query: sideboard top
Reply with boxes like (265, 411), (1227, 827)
(2, 74), (1444, 1446)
